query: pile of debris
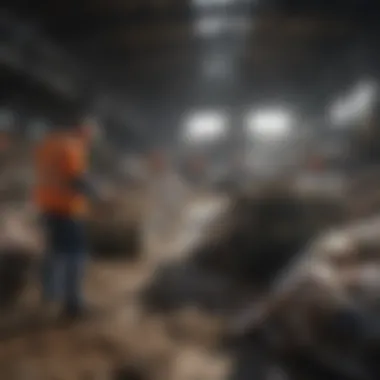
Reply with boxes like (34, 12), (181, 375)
(228, 216), (380, 380)
(0, 205), (42, 309)
(192, 185), (347, 285)
(0, 141), (34, 203)
(88, 188), (147, 260)
(346, 168), (380, 220)
(142, 183), (348, 313)
(141, 180), (380, 380)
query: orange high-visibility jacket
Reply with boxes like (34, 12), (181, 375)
(34, 133), (88, 217)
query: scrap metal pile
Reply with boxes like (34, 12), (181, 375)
(142, 183), (348, 313)
(142, 180), (380, 380)
(227, 216), (380, 380)
(2, 135), (380, 379)
(88, 188), (147, 259)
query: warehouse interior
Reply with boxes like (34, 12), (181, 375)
(1, 1), (380, 380)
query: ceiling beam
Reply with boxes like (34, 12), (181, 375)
(67, 14), (355, 50)
(0, 10), (92, 100)
(90, 31), (354, 80)
(26, 0), (256, 33)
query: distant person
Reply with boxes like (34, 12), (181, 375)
(34, 115), (98, 319)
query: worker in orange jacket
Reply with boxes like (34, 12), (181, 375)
(34, 116), (96, 319)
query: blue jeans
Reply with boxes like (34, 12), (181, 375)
(41, 213), (87, 309)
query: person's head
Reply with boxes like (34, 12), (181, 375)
(53, 110), (98, 144)
(75, 117), (99, 143)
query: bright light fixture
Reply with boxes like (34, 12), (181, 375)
(193, 0), (235, 6)
(183, 110), (228, 143)
(245, 108), (294, 140)
(195, 18), (225, 37)
(330, 80), (377, 127)
(194, 16), (250, 37)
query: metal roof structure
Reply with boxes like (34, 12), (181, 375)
(1, 0), (380, 148)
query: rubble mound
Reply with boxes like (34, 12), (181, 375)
(89, 220), (142, 260)
(0, 202), (38, 310)
(0, 248), (38, 309)
(228, 217), (380, 380)
(0, 142), (34, 203)
(0, 206), (42, 309)
(142, 184), (347, 314)
(111, 365), (150, 380)
(88, 190), (146, 260)
(196, 186), (345, 278)
(193, 185), (347, 285)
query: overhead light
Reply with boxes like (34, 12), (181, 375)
(183, 110), (228, 144)
(245, 108), (294, 140)
(193, 0), (235, 7)
(330, 80), (377, 127)
(195, 18), (225, 37)
(194, 16), (251, 37)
